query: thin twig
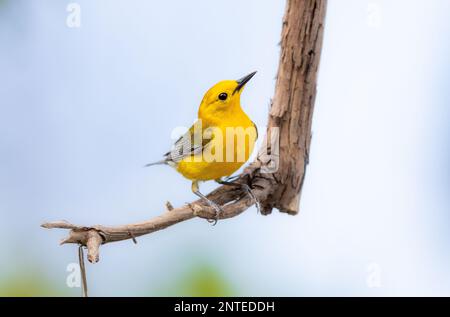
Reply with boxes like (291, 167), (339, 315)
(78, 245), (88, 297)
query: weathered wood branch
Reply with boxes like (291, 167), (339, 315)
(42, 0), (327, 263)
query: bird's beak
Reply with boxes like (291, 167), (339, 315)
(233, 71), (257, 95)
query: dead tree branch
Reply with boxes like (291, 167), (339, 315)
(42, 0), (327, 263)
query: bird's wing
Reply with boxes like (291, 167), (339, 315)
(164, 120), (212, 164)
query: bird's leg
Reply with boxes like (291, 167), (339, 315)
(191, 181), (223, 225)
(224, 175), (240, 183)
(215, 178), (260, 213)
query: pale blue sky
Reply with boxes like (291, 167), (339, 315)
(0, 0), (449, 295)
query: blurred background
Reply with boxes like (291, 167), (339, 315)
(0, 0), (449, 296)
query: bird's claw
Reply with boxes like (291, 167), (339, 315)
(241, 184), (261, 214)
(205, 201), (223, 226)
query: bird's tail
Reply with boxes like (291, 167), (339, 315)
(144, 159), (167, 168)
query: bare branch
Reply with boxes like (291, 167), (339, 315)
(42, 167), (274, 262)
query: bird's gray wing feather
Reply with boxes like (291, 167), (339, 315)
(164, 121), (212, 164)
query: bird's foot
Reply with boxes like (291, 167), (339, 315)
(216, 178), (260, 214)
(203, 199), (223, 226)
(240, 183), (261, 214)
(224, 175), (240, 183)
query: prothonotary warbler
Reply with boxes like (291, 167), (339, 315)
(146, 72), (258, 224)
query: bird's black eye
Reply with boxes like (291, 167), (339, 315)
(218, 93), (228, 101)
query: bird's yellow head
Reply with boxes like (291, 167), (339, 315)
(198, 72), (256, 122)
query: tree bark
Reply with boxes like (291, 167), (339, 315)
(262, 0), (326, 215)
(42, 0), (327, 263)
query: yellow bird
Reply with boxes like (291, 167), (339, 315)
(146, 72), (258, 223)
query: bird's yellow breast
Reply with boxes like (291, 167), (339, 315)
(176, 118), (257, 181)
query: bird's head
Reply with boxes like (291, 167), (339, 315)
(198, 71), (256, 120)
